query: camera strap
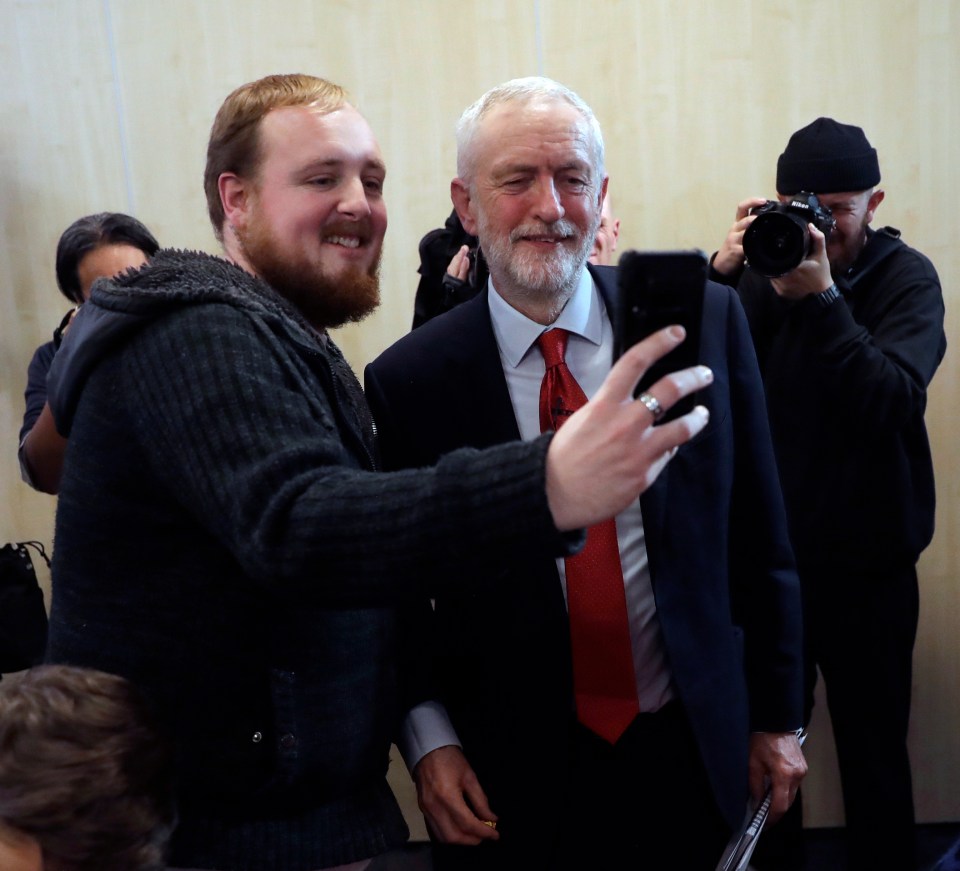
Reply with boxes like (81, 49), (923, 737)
(846, 226), (903, 289)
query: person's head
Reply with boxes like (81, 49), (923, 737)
(588, 193), (621, 266)
(55, 213), (159, 304)
(0, 665), (176, 871)
(452, 77), (607, 322)
(207, 73), (387, 330)
(775, 116), (885, 274)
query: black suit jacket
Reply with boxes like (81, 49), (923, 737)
(365, 264), (802, 843)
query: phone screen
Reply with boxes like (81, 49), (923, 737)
(615, 249), (707, 423)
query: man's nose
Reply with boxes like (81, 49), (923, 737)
(532, 179), (564, 224)
(338, 176), (372, 219)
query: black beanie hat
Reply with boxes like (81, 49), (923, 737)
(776, 117), (880, 194)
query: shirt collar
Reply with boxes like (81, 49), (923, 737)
(487, 267), (603, 369)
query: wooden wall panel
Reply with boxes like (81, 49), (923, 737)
(541, 0), (960, 826)
(1, 0), (133, 597)
(330, 0), (542, 365)
(2, 0), (957, 832)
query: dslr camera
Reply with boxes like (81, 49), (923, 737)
(742, 191), (836, 278)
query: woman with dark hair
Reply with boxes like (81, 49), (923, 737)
(19, 213), (158, 493)
(0, 665), (176, 871)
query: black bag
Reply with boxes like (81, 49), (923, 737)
(0, 541), (50, 673)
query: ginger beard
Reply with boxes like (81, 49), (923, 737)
(238, 211), (382, 331)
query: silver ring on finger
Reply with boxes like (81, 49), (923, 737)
(637, 391), (665, 421)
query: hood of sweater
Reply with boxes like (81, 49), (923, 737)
(47, 249), (325, 436)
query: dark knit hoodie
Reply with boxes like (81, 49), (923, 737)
(45, 250), (574, 870)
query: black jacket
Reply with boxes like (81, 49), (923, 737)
(366, 266), (803, 851)
(714, 228), (946, 570)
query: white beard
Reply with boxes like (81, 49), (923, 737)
(478, 213), (598, 307)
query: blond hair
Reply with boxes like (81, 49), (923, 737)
(204, 74), (349, 239)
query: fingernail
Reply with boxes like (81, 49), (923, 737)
(668, 325), (686, 341)
(697, 366), (713, 383)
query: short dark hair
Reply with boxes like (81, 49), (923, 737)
(55, 213), (159, 304)
(0, 665), (176, 871)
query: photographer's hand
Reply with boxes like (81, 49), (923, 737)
(713, 197), (767, 277)
(771, 225), (833, 300)
(446, 244), (471, 282)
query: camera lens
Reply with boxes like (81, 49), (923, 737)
(742, 211), (811, 278)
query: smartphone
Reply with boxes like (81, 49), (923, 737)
(615, 249), (708, 423)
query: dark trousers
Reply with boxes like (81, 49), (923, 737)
(755, 563), (919, 871)
(434, 702), (731, 870)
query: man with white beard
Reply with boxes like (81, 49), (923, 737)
(366, 77), (806, 870)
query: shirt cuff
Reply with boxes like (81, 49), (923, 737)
(18, 435), (38, 489)
(398, 700), (462, 773)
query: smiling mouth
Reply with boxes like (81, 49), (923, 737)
(325, 235), (362, 248)
(510, 221), (576, 246)
(513, 232), (575, 247)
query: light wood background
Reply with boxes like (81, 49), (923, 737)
(2, 0), (957, 833)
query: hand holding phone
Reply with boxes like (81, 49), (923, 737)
(615, 249), (708, 423)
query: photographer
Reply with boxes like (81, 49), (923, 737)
(711, 117), (946, 871)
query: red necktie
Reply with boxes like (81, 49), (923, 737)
(537, 328), (640, 743)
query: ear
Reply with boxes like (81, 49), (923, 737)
(219, 172), (252, 232)
(865, 188), (885, 224)
(598, 176), (609, 210)
(451, 178), (478, 235)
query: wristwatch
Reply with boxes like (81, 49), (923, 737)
(813, 283), (841, 308)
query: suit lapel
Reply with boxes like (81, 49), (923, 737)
(445, 290), (523, 448)
(446, 291), (572, 627)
